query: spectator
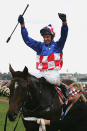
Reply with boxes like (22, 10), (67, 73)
(37, 82), (87, 131)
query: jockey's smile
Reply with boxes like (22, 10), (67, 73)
(43, 34), (52, 45)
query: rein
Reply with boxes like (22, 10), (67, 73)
(4, 112), (21, 131)
(4, 113), (8, 131)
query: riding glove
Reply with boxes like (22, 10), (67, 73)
(58, 13), (66, 22)
(18, 15), (24, 24)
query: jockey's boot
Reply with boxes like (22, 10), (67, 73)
(59, 83), (68, 100)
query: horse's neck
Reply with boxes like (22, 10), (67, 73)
(28, 77), (59, 107)
(23, 76), (61, 119)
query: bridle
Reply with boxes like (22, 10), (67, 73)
(4, 77), (41, 131)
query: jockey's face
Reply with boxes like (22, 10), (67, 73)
(43, 35), (52, 45)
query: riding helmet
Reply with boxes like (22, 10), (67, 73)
(40, 24), (55, 39)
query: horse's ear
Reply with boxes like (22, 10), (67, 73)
(23, 66), (28, 75)
(9, 64), (15, 75)
(9, 64), (15, 77)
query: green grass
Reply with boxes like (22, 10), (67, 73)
(0, 101), (25, 131)
(0, 96), (8, 99)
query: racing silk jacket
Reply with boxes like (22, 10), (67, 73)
(21, 24), (68, 71)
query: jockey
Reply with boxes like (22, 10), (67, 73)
(18, 13), (68, 98)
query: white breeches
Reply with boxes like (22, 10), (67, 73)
(33, 70), (60, 85)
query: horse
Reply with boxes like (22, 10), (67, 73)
(7, 65), (64, 131)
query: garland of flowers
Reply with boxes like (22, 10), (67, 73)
(0, 85), (10, 97)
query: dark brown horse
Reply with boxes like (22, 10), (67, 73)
(7, 65), (63, 131)
(7, 65), (74, 131)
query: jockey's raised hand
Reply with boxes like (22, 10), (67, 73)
(18, 15), (24, 24)
(58, 13), (66, 22)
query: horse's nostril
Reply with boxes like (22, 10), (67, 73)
(7, 111), (17, 121)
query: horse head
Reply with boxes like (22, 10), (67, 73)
(7, 65), (29, 121)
